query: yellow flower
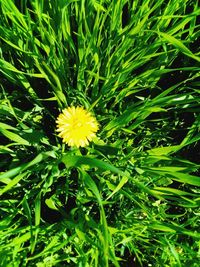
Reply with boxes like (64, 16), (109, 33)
(56, 106), (99, 147)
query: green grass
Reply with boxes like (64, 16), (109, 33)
(0, 0), (200, 266)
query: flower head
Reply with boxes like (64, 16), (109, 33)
(56, 106), (99, 147)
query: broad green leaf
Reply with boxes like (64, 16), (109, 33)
(62, 155), (124, 175)
(81, 170), (102, 204)
(35, 192), (41, 226)
(149, 223), (176, 233)
(0, 128), (30, 146)
(0, 152), (50, 181)
(0, 59), (44, 77)
(145, 166), (188, 172)
(0, 122), (17, 131)
(22, 197), (32, 226)
(106, 176), (128, 200)
(159, 32), (200, 62)
(4, 232), (31, 248)
(147, 145), (183, 156)
(153, 187), (196, 196)
(0, 172), (29, 195)
(167, 172), (200, 186)
(45, 197), (59, 211)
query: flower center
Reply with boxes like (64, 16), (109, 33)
(72, 119), (82, 128)
(76, 122), (82, 127)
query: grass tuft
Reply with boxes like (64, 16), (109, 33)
(0, 0), (200, 266)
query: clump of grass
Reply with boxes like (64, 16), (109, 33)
(0, 0), (200, 266)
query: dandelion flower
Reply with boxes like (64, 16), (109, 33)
(56, 106), (99, 147)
